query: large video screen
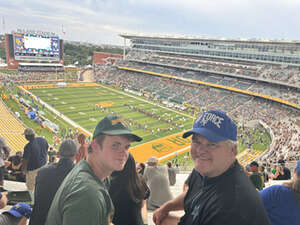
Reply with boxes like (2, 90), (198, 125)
(14, 33), (60, 61)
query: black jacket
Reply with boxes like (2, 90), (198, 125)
(29, 158), (74, 225)
(179, 161), (270, 225)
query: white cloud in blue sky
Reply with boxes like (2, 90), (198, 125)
(0, 0), (299, 45)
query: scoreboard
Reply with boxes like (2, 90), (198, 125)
(13, 33), (60, 61)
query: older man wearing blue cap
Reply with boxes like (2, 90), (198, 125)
(153, 110), (270, 225)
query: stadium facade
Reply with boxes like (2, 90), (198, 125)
(120, 33), (300, 66)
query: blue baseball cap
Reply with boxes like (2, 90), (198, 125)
(183, 110), (237, 142)
(4, 202), (32, 219)
(296, 161), (300, 174)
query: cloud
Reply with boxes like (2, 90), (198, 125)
(1, 0), (299, 44)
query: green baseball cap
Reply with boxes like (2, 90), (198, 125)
(93, 115), (142, 142)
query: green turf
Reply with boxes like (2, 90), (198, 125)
(4, 82), (271, 165)
(29, 84), (195, 146)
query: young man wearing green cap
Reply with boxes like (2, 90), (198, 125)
(45, 115), (142, 225)
(153, 110), (270, 225)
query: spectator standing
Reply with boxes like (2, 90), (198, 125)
(260, 160), (300, 225)
(47, 147), (57, 163)
(75, 133), (88, 163)
(271, 164), (277, 175)
(109, 154), (149, 225)
(153, 110), (269, 225)
(22, 128), (49, 192)
(260, 165), (269, 185)
(167, 162), (176, 186)
(143, 156), (173, 210)
(0, 202), (32, 225)
(281, 162), (291, 180)
(273, 164), (286, 180)
(0, 137), (10, 189)
(249, 161), (263, 190)
(45, 116), (142, 225)
(29, 139), (77, 225)
(277, 155), (285, 164)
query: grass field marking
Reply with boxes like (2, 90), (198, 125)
(96, 101), (115, 108)
(59, 86), (83, 105)
(158, 145), (191, 162)
(19, 86), (92, 137)
(138, 131), (162, 140)
(97, 83), (195, 119)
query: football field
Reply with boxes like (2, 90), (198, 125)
(29, 83), (195, 150)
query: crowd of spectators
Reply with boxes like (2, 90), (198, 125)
(95, 62), (300, 164)
(126, 50), (300, 87)
(116, 60), (300, 105)
(0, 71), (77, 84)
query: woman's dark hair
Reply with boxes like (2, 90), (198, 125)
(138, 162), (145, 175)
(111, 154), (147, 203)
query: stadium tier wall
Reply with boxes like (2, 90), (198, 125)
(93, 52), (122, 65)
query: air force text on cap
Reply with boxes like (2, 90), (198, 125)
(197, 112), (224, 128)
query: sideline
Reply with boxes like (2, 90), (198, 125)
(19, 84), (193, 162)
(18, 86), (92, 137)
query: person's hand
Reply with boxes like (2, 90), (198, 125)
(153, 206), (169, 225)
(0, 192), (8, 209)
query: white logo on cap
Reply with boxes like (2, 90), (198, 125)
(199, 113), (224, 128)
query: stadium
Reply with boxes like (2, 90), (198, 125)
(0, 30), (299, 164)
(0, 28), (300, 224)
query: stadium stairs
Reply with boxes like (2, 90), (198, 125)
(0, 99), (27, 154)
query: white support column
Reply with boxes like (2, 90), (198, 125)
(123, 38), (126, 60)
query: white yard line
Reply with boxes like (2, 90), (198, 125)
(20, 84), (196, 159)
(98, 83), (195, 119)
(18, 86), (92, 136)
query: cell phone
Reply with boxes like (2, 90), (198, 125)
(6, 191), (32, 206)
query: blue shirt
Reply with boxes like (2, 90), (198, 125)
(260, 185), (300, 225)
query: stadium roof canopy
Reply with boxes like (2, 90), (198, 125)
(120, 33), (300, 44)
(19, 63), (63, 67)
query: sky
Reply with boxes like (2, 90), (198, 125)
(0, 0), (299, 45)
